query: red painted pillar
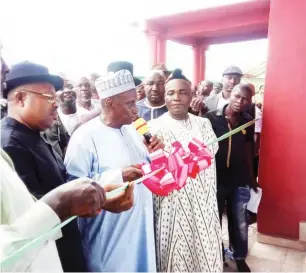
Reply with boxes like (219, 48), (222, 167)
(156, 35), (166, 64)
(147, 32), (158, 66)
(258, 0), (306, 239)
(147, 32), (167, 66)
(192, 45), (207, 85)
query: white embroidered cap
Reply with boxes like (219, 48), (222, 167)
(95, 69), (136, 99)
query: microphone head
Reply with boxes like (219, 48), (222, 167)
(134, 117), (149, 135)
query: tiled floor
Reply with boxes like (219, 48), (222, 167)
(222, 217), (306, 272)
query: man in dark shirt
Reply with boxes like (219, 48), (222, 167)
(1, 61), (136, 272)
(205, 83), (258, 272)
(1, 61), (87, 272)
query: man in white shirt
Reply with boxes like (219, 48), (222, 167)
(206, 66), (244, 111)
(75, 77), (100, 114)
(57, 88), (81, 136)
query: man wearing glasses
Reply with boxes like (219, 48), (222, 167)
(0, 61), (88, 272)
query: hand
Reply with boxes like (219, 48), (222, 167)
(143, 135), (165, 153)
(102, 182), (135, 213)
(122, 166), (143, 182)
(42, 177), (106, 220)
(190, 97), (204, 113)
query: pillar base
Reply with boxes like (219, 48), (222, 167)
(257, 233), (306, 251)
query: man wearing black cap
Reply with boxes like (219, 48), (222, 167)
(206, 66), (243, 111)
(0, 61), (135, 271)
(0, 61), (87, 272)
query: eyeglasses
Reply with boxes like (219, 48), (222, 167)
(17, 89), (58, 104)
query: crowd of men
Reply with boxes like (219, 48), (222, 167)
(0, 56), (263, 272)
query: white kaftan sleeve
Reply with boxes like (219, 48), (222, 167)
(64, 129), (123, 185)
(1, 154), (61, 271)
(0, 203), (60, 272)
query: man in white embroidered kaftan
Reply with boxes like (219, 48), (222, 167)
(149, 69), (223, 272)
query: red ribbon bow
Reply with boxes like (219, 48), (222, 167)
(141, 138), (213, 196)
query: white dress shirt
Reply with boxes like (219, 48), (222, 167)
(58, 110), (80, 136)
(217, 92), (230, 109)
(0, 150), (63, 272)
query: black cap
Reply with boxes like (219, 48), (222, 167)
(4, 61), (63, 98)
(222, 66), (244, 76)
(107, 61), (142, 87)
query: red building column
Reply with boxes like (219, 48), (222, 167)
(258, 0), (306, 240)
(192, 45), (207, 85)
(147, 32), (166, 66)
(147, 32), (158, 66)
(156, 34), (166, 64)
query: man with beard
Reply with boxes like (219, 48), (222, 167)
(205, 84), (258, 272)
(206, 66), (243, 111)
(1, 61), (136, 272)
(137, 69), (168, 121)
(65, 69), (163, 271)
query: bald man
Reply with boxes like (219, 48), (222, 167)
(197, 80), (213, 99)
(137, 69), (168, 121)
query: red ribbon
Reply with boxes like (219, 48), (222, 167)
(141, 138), (213, 196)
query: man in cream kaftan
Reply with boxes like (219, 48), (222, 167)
(149, 112), (223, 272)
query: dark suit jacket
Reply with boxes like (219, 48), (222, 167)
(1, 117), (86, 272)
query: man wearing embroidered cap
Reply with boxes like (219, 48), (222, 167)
(206, 66), (244, 111)
(65, 69), (163, 271)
